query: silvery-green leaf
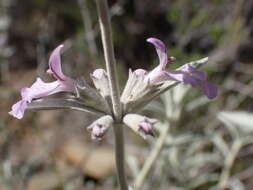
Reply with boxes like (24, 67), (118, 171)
(186, 96), (210, 111)
(162, 84), (190, 105)
(166, 134), (195, 146)
(218, 111), (253, 134)
(230, 179), (245, 190)
(28, 98), (105, 116)
(169, 146), (180, 169)
(188, 173), (219, 189)
(185, 137), (209, 156)
(141, 100), (166, 120)
(212, 134), (229, 156)
(184, 153), (221, 168)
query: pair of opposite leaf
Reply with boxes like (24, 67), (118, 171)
(9, 38), (218, 139)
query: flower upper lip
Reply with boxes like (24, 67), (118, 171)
(9, 44), (76, 119)
(48, 44), (67, 81)
(144, 37), (218, 99)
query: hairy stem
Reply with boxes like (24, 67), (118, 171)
(95, 1), (127, 190)
(95, 0), (122, 121)
(114, 124), (129, 190)
(218, 139), (242, 189)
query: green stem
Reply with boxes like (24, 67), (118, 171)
(134, 123), (170, 189)
(218, 139), (242, 189)
(95, 1), (127, 190)
(114, 124), (129, 190)
(95, 0), (122, 121)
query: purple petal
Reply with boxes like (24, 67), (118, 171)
(165, 70), (184, 82)
(138, 119), (155, 137)
(148, 69), (187, 84)
(9, 77), (75, 119)
(183, 76), (200, 87)
(28, 78), (75, 99)
(167, 68), (218, 98)
(146, 68), (168, 84)
(203, 81), (218, 99)
(48, 44), (66, 81)
(147, 37), (168, 69)
(21, 87), (31, 101)
(26, 78), (61, 100)
(165, 70), (199, 87)
(9, 100), (28, 119)
(180, 64), (206, 81)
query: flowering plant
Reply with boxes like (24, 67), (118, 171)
(9, 0), (217, 189)
(10, 37), (217, 133)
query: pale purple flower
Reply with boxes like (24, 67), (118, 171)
(140, 37), (218, 99)
(87, 115), (113, 140)
(88, 124), (109, 140)
(138, 118), (156, 137)
(9, 45), (76, 119)
(123, 114), (157, 138)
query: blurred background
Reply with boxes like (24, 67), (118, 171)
(1, 0), (253, 189)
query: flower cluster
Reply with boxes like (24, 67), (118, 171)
(135, 38), (217, 99)
(120, 38), (217, 114)
(9, 37), (217, 139)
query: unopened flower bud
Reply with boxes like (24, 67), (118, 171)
(133, 69), (147, 76)
(89, 124), (108, 140)
(91, 69), (110, 98)
(87, 115), (113, 140)
(138, 119), (155, 136)
(93, 69), (105, 79)
(123, 113), (157, 138)
(121, 69), (153, 112)
(91, 69), (113, 113)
